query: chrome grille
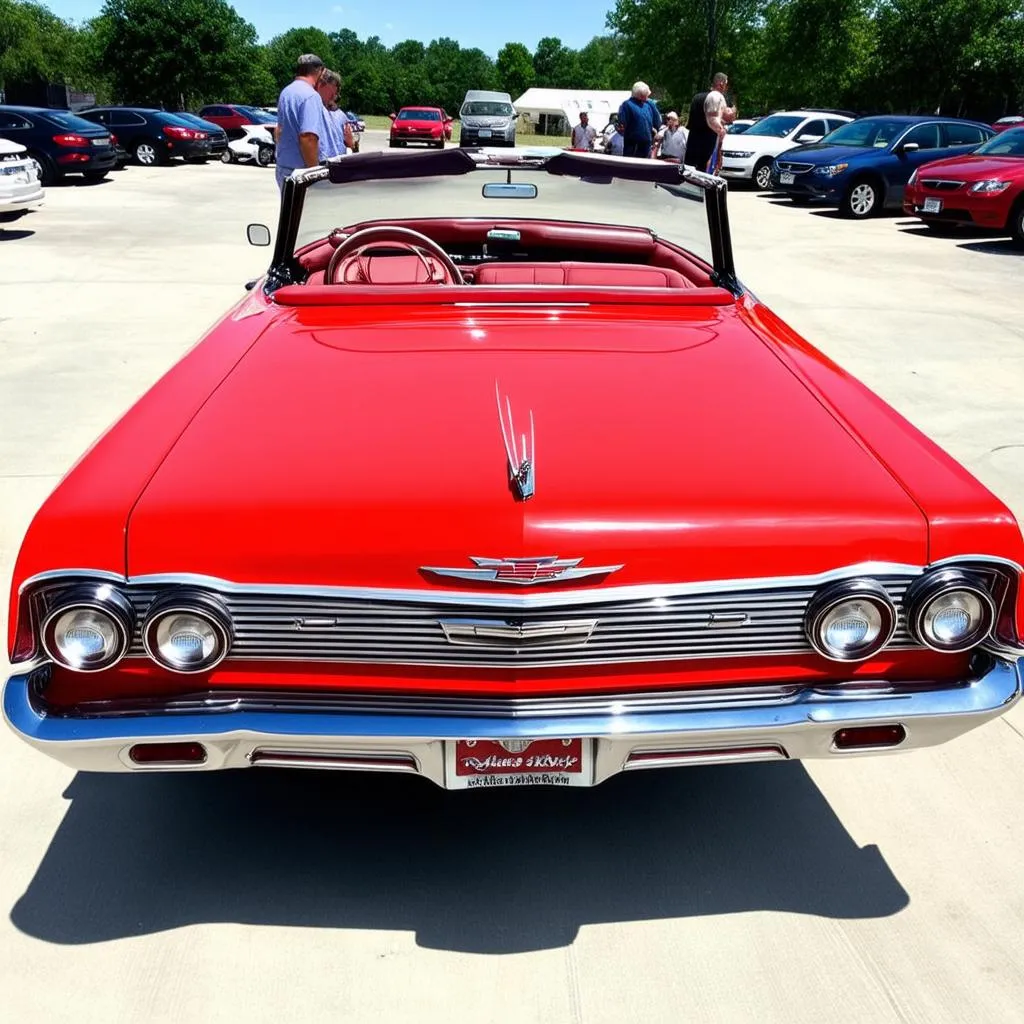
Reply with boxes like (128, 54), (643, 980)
(122, 577), (920, 668)
(921, 179), (965, 191)
(776, 161), (814, 173)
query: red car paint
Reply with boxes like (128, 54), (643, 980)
(7, 208), (1024, 708)
(903, 131), (1024, 239)
(389, 107), (452, 148)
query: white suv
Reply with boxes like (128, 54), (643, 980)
(0, 136), (44, 220)
(721, 110), (855, 190)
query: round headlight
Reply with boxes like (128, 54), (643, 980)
(41, 585), (134, 672)
(143, 591), (232, 673)
(905, 569), (995, 652)
(805, 578), (897, 662)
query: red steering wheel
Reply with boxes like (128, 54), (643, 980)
(326, 225), (464, 285)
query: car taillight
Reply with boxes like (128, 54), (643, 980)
(111, 133), (119, 145)
(163, 125), (202, 140)
(52, 133), (90, 147)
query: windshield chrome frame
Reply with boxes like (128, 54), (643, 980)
(268, 148), (739, 295)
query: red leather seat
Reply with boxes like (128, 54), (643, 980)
(473, 262), (693, 288)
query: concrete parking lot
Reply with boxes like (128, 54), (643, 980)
(1, 136), (1024, 1023)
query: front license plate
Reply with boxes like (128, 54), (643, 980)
(780, 172), (795, 185)
(923, 197), (943, 213)
(478, 129), (492, 138)
(447, 738), (590, 789)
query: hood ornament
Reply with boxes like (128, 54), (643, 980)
(496, 383), (534, 500)
(421, 556), (623, 586)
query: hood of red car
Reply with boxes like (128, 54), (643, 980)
(126, 304), (927, 588)
(916, 154), (1024, 181)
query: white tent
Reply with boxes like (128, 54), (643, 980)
(512, 89), (631, 133)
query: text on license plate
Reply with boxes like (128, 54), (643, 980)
(780, 172), (795, 185)
(91, 138), (109, 146)
(478, 129), (492, 138)
(448, 738), (589, 788)
(923, 197), (943, 214)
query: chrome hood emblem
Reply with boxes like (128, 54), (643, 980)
(440, 618), (598, 649)
(422, 556), (623, 586)
(496, 383), (534, 500)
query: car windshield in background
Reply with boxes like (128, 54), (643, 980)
(822, 118), (906, 148)
(160, 113), (203, 128)
(399, 110), (441, 121)
(238, 107), (278, 123)
(975, 128), (1024, 156)
(40, 111), (102, 132)
(297, 162), (712, 266)
(744, 115), (803, 138)
(462, 102), (515, 117)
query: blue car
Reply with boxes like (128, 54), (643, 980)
(770, 115), (994, 218)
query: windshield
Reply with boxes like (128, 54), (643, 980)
(975, 128), (1024, 156)
(744, 115), (804, 138)
(294, 158), (712, 267)
(821, 118), (906, 148)
(399, 109), (441, 121)
(238, 106), (278, 123)
(40, 111), (102, 132)
(462, 102), (515, 117)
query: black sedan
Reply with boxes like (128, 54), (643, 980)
(0, 105), (117, 185)
(75, 108), (212, 166)
(170, 113), (228, 160)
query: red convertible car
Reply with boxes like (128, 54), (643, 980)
(5, 148), (1023, 789)
(903, 126), (1024, 245)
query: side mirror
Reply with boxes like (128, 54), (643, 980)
(796, 134), (821, 144)
(900, 142), (920, 153)
(247, 223), (271, 246)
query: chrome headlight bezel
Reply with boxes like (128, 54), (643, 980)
(969, 179), (1011, 195)
(813, 162), (849, 177)
(905, 569), (996, 652)
(142, 589), (233, 674)
(40, 584), (135, 673)
(805, 578), (898, 662)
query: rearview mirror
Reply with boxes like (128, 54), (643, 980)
(247, 223), (271, 246)
(482, 182), (538, 199)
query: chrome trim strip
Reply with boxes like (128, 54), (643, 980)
(18, 556), (1019, 610)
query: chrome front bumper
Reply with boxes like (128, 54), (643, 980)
(4, 659), (1020, 787)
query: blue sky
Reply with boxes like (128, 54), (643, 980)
(45, 0), (613, 54)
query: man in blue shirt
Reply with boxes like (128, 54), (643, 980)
(617, 81), (662, 159)
(315, 69), (354, 159)
(275, 53), (327, 192)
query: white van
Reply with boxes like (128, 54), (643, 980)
(458, 90), (517, 148)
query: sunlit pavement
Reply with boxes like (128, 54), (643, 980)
(1, 138), (1023, 1023)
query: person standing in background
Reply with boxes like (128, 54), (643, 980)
(274, 53), (327, 192)
(606, 121), (625, 155)
(684, 72), (738, 174)
(616, 82), (662, 158)
(315, 69), (354, 159)
(653, 111), (688, 160)
(570, 111), (597, 151)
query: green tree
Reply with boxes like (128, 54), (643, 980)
(0, 0), (86, 89)
(576, 35), (626, 90)
(90, 0), (265, 108)
(496, 41), (535, 99)
(533, 36), (581, 88)
(263, 26), (338, 92)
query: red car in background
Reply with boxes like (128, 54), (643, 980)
(197, 104), (277, 138)
(903, 126), (1024, 245)
(389, 107), (452, 148)
(992, 116), (1024, 134)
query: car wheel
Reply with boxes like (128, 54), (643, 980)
(842, 178), (880, 219)
(434, 140), (445, 149)
(753, 159), (773, 191)
(27, 151), (56, 186)
(134, 141), (161, 166)
(221, 149), (235, 164)
(83, 171), (108, 183)
(256, 145), (273, 167)
(1009, 200), (1024, 248)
